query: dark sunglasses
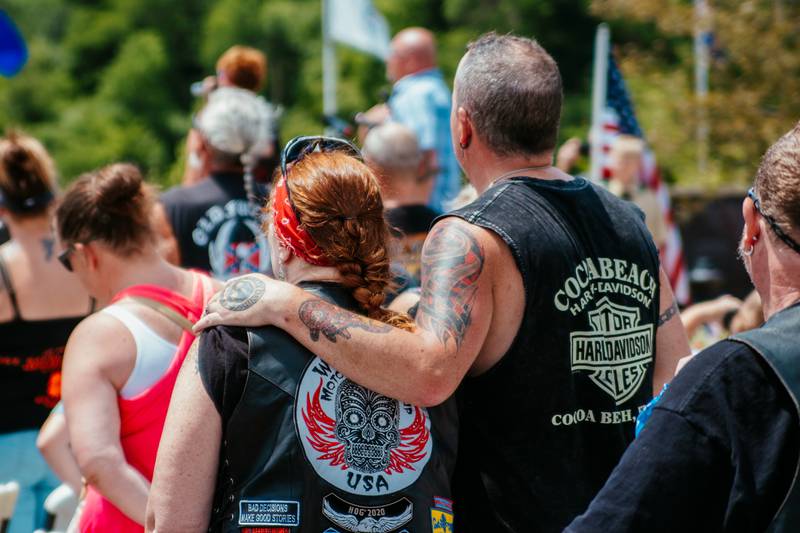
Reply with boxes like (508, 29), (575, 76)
(58, 247), (75, 272)
(279, 136), (363, 218)
(280, 135), (362, 178)
(747, 187), (800, 256)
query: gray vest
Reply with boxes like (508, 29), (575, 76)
(731, 303), (800, 532)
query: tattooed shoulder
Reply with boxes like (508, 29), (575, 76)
(299, 299), (392, 343)
(219, 276), (266, 312)
(417, 221), (485, 349)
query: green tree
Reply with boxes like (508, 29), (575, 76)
(592, 0), (800, 186)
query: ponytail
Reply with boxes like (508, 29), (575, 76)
(275, 151), (414, 331)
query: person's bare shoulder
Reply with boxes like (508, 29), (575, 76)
(64, 312), (137, 386)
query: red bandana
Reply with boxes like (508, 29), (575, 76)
(272, 176), (332, 266)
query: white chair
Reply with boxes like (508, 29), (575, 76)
(32, 484), (78, 533)
(0, 481), (20, 533)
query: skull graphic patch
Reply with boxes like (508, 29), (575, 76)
(296, 358), (433, 496)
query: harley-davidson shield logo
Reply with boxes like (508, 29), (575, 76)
(570, 297), (653, 404)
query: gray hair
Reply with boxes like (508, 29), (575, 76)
(454, 32), (563, 157)
(362, 122), (422, 175)
(755, 122), (800, 234)
(197, 87), (275, 162)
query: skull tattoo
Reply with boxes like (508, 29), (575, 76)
(335, 379), (400, 473)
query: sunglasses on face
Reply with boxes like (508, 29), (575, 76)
(58, 247), (75, 272)
(747, 187), (800, 256)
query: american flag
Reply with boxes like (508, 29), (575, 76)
(599, 54), (690, 304)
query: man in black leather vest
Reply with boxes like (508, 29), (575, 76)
(198, 32), (691, 532)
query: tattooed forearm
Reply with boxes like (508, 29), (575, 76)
(658, 301), (680, 326)
(219, 276), (266, 311)
(417, 223), (484, 349)
(299, 299), (392, 343)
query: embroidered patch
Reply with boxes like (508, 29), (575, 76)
(322, 493), (413, 533)
(238, 500), (300, 527)
(295, 357), (433, 495)
(432, 496), (453, 514)
(431, 507), (454, 533)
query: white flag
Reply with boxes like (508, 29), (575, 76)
(327, 0), (391, 60)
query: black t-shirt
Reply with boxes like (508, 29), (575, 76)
(198, 324), (249, 424)
(566, 339), (799, 533)
(385, 204), (439, 284)
(448, 177), (660, 532)
(161, 172), (270, 280)
(0, 256), (88, 432)
(385, 204), (439, 235)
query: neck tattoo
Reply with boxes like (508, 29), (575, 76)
(490, 164), (552, 188)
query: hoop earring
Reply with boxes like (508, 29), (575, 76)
(742, 244), (754, 257)
(459, 141), (469, 150)
(275, 257), (287, 281)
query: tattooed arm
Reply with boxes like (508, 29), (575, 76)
(652, 268), (691, 394)
(197, 218), (495, 406)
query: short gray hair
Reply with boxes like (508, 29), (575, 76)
(455, 32), (562, 157)
(755, 122), (800, 234)
(362, 122), (422, 174)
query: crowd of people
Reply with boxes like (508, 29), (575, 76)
(0, 25), (798, 533)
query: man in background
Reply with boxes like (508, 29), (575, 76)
(184, 45), (279, 186)
(160, 87), (272, 280)
(358, 27), (460, 212)
(608, 135), (666, 249)
(363, 122), (437, 283)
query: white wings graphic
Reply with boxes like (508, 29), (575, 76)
(322, 499), (413, 533)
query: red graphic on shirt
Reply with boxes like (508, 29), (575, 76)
(302, 379), (430, 475)
(223, 242), (261, 276)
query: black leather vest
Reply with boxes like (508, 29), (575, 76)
(447, 177), (661, 532)
(731, 303), (800, 533)
(210, 283), (458, 533)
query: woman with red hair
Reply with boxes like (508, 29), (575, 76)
(147, 137), (457, 532)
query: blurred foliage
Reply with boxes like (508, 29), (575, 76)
(2, 0), (795, 189)
(0, 0), (598, 187)
(593, 0), (800, 186)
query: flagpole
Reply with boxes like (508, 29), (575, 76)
(694, 0), (710, 177)
(590, 24), (610, 182)
(322, 0), (337, 120)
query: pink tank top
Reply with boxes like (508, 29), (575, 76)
(79, 272), (215, 532)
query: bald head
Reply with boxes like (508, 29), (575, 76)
(387, 27), (437, 82)
(363, 122), (422, 176)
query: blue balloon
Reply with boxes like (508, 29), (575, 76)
(0, 10), (28, 77)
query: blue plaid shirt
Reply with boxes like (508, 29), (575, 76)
(389, 68), (461, 212)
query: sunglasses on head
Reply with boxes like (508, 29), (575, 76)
(747, 187), (800, 256)
(279, 136), (362, 178)
(58, 246), (75, 272)
(278, 136), (363, 218)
